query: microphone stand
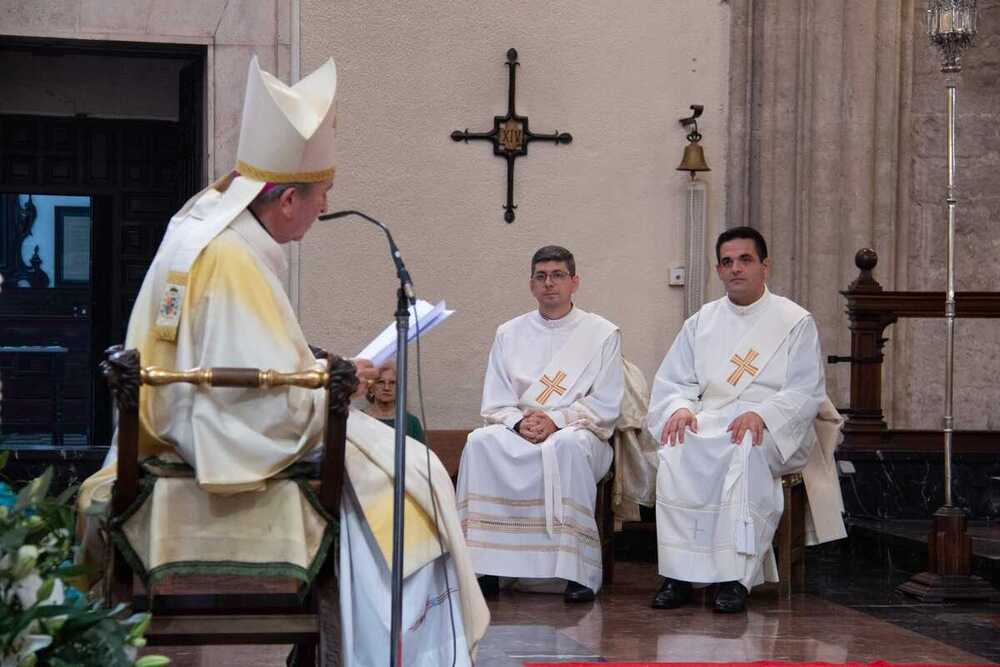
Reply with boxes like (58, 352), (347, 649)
(388, 284), (408, 667)
(318, 210), (414, 666)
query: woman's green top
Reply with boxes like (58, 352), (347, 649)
(374, 412), (426, 443)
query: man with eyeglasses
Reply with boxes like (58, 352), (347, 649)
(457, 245), (624, 603)
(646, 227), (845, 614)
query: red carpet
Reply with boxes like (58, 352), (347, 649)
(524, 662), (995, 667)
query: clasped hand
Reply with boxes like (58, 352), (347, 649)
(517, 409), (558, 444)
(658, 408), (765, 447)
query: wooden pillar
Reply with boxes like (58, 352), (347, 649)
(837, 250), (895, 448)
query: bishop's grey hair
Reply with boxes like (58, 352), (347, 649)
(252, 182), (314, 206)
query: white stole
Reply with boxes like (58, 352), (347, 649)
(517, 312), (617, 537)
(698, 296), (808, 411)
(152, 177), (266, 341)
(697, 296), (807, 556)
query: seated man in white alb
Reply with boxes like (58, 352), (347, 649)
(646, 227), (845, 614)
(457, 245), (623, 603)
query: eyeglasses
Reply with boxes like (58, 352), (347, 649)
(531, 271), (572, 284)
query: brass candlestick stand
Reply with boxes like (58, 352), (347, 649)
(897, 0), (997, 602)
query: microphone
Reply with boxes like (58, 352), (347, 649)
(319, 209), (416, 304)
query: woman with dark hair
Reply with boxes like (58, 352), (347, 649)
(363, 363), (426, 443)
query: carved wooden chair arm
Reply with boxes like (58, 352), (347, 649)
(100, 344), (356, 521)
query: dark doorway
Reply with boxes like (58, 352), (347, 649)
(0, 38), (205, 449)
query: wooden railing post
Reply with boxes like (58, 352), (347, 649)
(834, 249), (1000, 454)
(837, 250), (895, 447)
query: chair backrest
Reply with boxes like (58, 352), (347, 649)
(100, 343), (357, 603)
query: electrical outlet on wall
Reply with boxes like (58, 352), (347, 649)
(669, 266), (685, 286)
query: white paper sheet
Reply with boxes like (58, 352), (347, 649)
(356, 299), (454, 366)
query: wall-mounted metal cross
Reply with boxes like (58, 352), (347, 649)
(451, 48), (573, 223)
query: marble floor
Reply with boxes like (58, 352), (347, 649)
(145, 551), (999, 666)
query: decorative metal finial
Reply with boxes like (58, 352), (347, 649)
(927, 0), (977, 73)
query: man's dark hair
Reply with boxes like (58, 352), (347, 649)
(531, 245), (576, 276)
(715, 226), (768, 263)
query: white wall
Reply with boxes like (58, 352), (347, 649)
(300, 1), (732, 428)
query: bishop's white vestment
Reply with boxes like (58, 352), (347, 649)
(646, 288), (844, 591)
(456, 307), (623, 593)
(76, 187), (488, 664)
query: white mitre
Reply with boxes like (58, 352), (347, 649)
(236, 55), (338, 184)
(150, 55), (337, 341)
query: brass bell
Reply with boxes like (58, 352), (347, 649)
(677, 138), (710, 176)
(677, 104), (711, 178)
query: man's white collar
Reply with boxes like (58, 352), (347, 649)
(534, 304), (580, 328)
(725, 286), (771, 316)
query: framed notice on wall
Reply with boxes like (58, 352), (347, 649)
(55, 206), (92, 285)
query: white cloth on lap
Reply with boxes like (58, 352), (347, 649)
(457, 424), (612, 592)
(457, 306), (623, 592)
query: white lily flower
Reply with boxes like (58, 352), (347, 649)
(4, 631), (52, 666)
(13, 573), (44, 608)
(11, 546), (39, 579)
(13, 574), (63, 608)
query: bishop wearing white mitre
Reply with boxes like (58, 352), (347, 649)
(75, 56), (488, 665)
(457, 245), (624, 603)
(646, 227), (845, 614)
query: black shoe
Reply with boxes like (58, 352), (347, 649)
(478, 574), (499, 597)
(651, 577), (692, 609)
(712, 581), (748, 613)
(563, 580), (596, 603)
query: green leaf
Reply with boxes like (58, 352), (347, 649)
(5, 605), (77, 652)
(0, 524), (28, 549)
(56, 563), (90, 578)
(31, 467), (54, 504)
(0, 449), (8, 471)
(14, 483), (33, 512)
(36, 577), (55, 604)
(134, 656), (171, 667)
(55, 484), (79, 506)
(125, 613), (151, 641)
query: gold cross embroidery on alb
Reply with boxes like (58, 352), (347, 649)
(726, 348), (760, 386)
(536, 370), (568, 405)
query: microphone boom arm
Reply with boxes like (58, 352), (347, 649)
(319, 209), (416, 303)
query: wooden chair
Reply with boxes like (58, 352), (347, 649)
(100, 344), (357, 666)
(777, 472), (807, 598)
(606, 470), (808, 598)
(594, 461), (616, 586)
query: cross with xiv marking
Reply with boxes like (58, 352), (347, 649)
(451, 48), (573, 223)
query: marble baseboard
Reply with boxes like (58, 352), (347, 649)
(840, 455), (1000, 521)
